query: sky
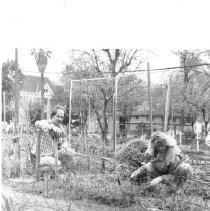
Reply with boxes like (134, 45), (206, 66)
(1, 48), (70, 83)
(1, 0), (210, 47)
(1, 0), (210, 84)
(0, 48), (181, 84)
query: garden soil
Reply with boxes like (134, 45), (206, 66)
(2, 179), (119, 211)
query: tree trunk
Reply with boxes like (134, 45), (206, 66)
(103, 103), (109, 145)
(180, 108), (184, 132)
(79, 99), (82, 133)
(201, 108), (208, 137)
(41, 72), (45, 119)
(94, 109), (108, 145)
(204, 121), (208, 137)
(101, 129), (107, 145)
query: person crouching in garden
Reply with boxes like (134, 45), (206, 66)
(34, 104), (77, 172)
(130, 131), (193, 190)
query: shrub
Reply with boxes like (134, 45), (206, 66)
(2, 158), (21, 179)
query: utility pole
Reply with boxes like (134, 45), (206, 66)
(180, 54), (186, 132)
(164, 77), (171, 132)
(15, 48), (19, 130)
(113, 93), (116, 152)
(147, 63), (153, 136)
(113, 77), (118, 155)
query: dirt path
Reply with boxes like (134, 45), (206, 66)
(2, 179), (117, 211)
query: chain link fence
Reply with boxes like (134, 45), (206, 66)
(2, 129), (210, 211)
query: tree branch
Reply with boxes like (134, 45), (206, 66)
(118, 50), (137, 73)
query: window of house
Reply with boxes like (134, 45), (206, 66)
(136, 115), (139, 119)
(185, 117), (192, 123)
(44, 89), (48, 93)
(173, 117), (175, 123)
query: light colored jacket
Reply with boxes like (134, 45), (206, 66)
(34, 120), (66, 156)
(145, 131), (191, 174)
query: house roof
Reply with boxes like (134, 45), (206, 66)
(20, 75), (55, 93)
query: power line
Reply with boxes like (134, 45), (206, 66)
(150, 63), (210, 71)
(21, 63), (210, 75)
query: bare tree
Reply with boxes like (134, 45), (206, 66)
(173, 50), (203, 131)
(173, 49), (210, 135)
(62, 49), (143, 145)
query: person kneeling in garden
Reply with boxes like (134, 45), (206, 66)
(130, 131), (193, 190)
(33, 104), (78, 173)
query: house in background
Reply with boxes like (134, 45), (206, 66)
(19, 75), (56, 125)
(119, 102), (193, 137)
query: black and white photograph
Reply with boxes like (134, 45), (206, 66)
(1, 0), (210, 210)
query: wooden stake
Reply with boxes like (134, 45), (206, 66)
(68, 80), (73, 146)
(15, 48), (19, 129)
(53, 138), (58, 181)
(35, 130), (41, 181)
(180, 131), (182, 145)
(3, 92), (6, 131)
(147, 63), (153, 136)
(164, 77), (171, 132)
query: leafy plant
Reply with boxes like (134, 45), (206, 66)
(2, 194), (30, 211)
(2, 158), (21, 179)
